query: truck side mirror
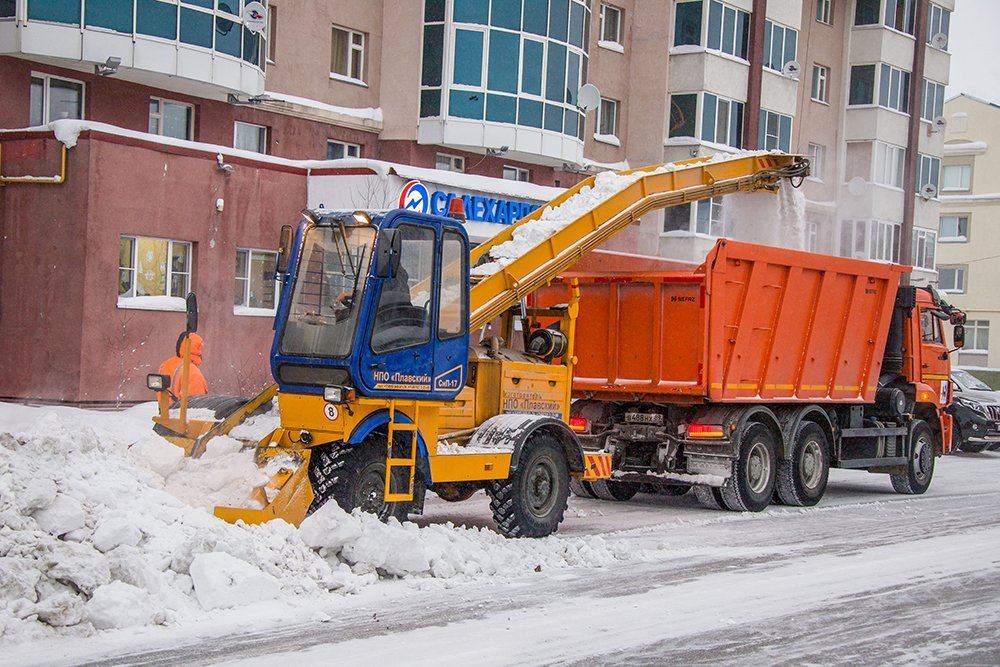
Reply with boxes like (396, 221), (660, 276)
(376, 228), (402, 278)
(276, 224), (293, 275)
(953, 324), (965, 349)
(185, 292), (198, 333)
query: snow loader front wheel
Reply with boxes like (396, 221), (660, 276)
(488, 434), (569, 538)
(307, 437), (412, 523)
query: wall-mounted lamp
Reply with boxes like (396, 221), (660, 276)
(216, 153), (234, 174)
(486, 145), (509, 157)
(95, 56), (121, 76)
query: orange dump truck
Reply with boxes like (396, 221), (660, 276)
(536, 238), (966, 511)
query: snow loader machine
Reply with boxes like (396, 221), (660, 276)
(208, 153), (810, 537)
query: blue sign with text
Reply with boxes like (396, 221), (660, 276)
(398, 179), (539, 225)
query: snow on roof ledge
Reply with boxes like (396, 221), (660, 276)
(944, 141), (988, 156)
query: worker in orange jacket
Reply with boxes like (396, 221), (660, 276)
(159, 332), (208, 396)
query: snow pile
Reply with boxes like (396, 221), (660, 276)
(471, 151), (775, 277)
(0, 403), (630, 646)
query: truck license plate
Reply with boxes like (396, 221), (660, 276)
(625, 412), (663, 425)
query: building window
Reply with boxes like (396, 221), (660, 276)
(912, 228), (936, 270)
(707, 1), (750, 58)
(266, 4), (277, 63)
(922, 80), (945, 122)
(436, 153), (465, 172)
(503, 166), (530, 182)
(331, 25), (365, 83)
(963, 320), (989, 352)
(29, 73), (84, 125)
(326, 140), (361, 159)
(917, 154), (940, 193)
(855, 0), (881, 25)
(701, 93), (743, 148)
(938, 266), (965, 293)
(597, 97), (619, 137)
(234, 121), (267, 154)
(849, 64), (876, 106)
(874, 141), (905, 188)
(763, 20), (797, 73)
(673, 1), (703, 47)
(119, 236), (191, 300)
(878, 64), (910, 114)
(600, 4), (623, 46)
(942, 164), (971, 191)
(884, 0), (916, 35)
(806, 221), (819, 252)
(661, 198), (727, 236)
(758, 109), (792, 152)
(811, 64), (829, 103)
(807, 143), (825, 181)
(840, 220), (900, 262)
(816, 0), (832, 24)
(927, 4), (951, 49)
(669, 93), (698, 138)
(235, 249), (277, 312)
(939, 215), (969, 242)
(148, 98), (194, 140)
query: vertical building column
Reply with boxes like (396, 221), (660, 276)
(900, 0), (930, 275)
(742, 0), (767, 149)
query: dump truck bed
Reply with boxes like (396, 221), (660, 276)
(538, 239), (908, 404)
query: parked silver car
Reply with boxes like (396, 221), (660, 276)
(948, 369), (1000, 453)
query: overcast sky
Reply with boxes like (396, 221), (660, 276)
(945, 0), (1000, 103)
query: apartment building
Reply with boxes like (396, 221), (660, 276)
(937, 94), (1000, 369)
(0, 0), (956, 403)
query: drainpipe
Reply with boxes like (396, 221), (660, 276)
(900, 0), (929, 282)
(743, 0), (767, 149)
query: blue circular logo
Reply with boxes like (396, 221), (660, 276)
(399, 180), (430, 213)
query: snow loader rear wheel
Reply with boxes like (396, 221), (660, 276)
(569, 479), (598, 498)
(890, 420), (935, 495)
(693, 485), (725, 510)
(776, 422), (829, 507)
(307, 437), (412, 523)
(488, 434), (569, 538)
(589, 478), (640, 501)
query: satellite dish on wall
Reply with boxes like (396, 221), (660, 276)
(931, 115), (947, 133)
(931, 32), (949, 50)
(782, 60), (800, 78)
(847, 176), (868, 196)
(577, 83), (601, 112)
(920, 183), (938, 200)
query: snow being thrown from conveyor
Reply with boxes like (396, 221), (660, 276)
(471, 151), (777, 277)
(0, 402), (632, 646)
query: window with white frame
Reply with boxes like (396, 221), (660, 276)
(119, 236), (191, 300)
(763, 20), (798, 72)
(661, 198), (727, 236)
(855, 0), (880, 25)
(29, 73), (84, 125)
(701, 93), (744, 148)
(807, 143), (825, 181)
(816, 0), (832, 24)
(234, 121), (267, 154)
(939, 215), (969, 242)
(148, 98), (194, 140)
(938, 266), (965, 293)
(884, 0), (916, 35)
(874, 142), (905, 188)
(758, 109), (792, 152)
(326, 140), (360, 160)
(503, 166), (530, 182)
(669, 93), (698, 138)
(600, 4), (623, 46)
(674, 0), (750, 59)
(927, 4), (951, 49)
(266, 4), (277, 63)
(963, 320), (989, 352)
(918, 154), (940, 193)
(331, 25), (365, 83)
(922, 80), (945, 122)
(811, 64), (829, 103)
(806, 221), (819, 252)
(849, 64), (876, 105)
(840, 219), (900, 262)
(436, 153), (465, 172)
(942, 164), (971, 191)
(597, 97), (619, 137)
(235, 249), (278, 312)
(878, 63), (910, 114)
(912, 228), (936, 270)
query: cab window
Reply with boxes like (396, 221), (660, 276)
(438, 230), (468, 340)
(371, 224), (434, 353)
(920, 310), (943, 344)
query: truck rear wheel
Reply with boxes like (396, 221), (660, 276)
(488, 434), (569, 538)
(589, 479), (640, 501)
(890, 420), (935, 495)
(720, 423), (776, 512)
(569, 479), (598, 498)
(776, 422), (829, 507)
(693, 485), (725, 510)
(307, 437), (412, 523)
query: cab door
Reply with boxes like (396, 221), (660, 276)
(917, 306), (951, 406)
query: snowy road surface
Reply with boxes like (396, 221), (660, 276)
(11, 450), (1000, 667)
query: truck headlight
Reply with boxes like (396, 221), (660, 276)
(147, 374), (170, 391)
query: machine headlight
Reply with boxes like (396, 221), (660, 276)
(323, 385), (355, 403)
(146, 374), (170, 391)
(957, 397), (988, 415)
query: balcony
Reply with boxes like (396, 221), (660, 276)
(0, 0), (265, 98)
